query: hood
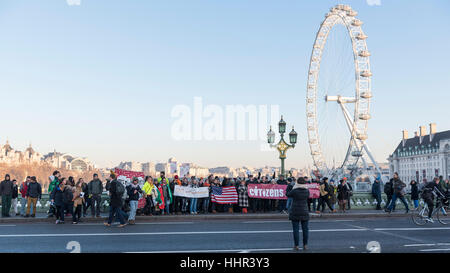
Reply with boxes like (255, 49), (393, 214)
(293, 183), (308, 190)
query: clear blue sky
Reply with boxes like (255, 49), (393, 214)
(0, 0), (449, 168)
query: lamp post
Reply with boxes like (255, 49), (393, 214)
(267, 116), (297, 177)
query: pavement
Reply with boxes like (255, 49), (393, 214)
(0, 209), (412, 223)
(0, 217), (449, 253)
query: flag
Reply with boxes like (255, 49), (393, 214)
(211, 186), (238, 204)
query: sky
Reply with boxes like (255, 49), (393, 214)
(0, 0), (449, 169)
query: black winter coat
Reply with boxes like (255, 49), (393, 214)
(109, 180), (123, 208)
(410, 183), (419, 200)
(126, 184), (143, 201)
(51, 186), (64, 207)
(287, 185), (310, 221)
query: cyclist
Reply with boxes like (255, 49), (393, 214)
(421, 177), (447, 223)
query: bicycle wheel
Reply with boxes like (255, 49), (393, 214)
(437, 205), (450, 225)
(412, 205), (428, 226)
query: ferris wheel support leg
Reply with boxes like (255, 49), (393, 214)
(361, 143), (385, 182)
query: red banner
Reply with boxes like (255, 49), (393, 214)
(114, 168), (145, 180)
(306, 183), (320, 199)
(247, 183), (320, 199)
(248, 184), (287, 200)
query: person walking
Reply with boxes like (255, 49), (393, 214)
(287, 177), (310, 251)
(72, 179), (85, 224)
(371, 176), (382, 210)
(47, 171), (61, 217)
(19, 177), (30, 216)
(410, 180), (419, 210)
(11, 179), (19, 216)
(317, 177), (334, 213)
(237, 179), (249, 214)
(1, 174), (13, 217)
(385, 172), (409, 214)
(126, 177), (143, 225)
(104, 173), (127, 227)
(25, 176), (42, 218)
(88, 174), (103, 218)
(343, 178), (353, 210)
(384, 177), (395, 211)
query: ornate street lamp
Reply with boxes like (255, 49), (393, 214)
(267, 116), (297, 177)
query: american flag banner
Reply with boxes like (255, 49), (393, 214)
(211, 186), (238, 204)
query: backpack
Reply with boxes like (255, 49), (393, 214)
(115, 181), (125, 196)
(384, 182), (393, 195)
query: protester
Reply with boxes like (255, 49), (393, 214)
(371, 177), (382, 210)
(277, 175), (288, 214)
(337, 179), (350, 213)
(51, 178), (66, 224)
(88, 173), (103, 218)
(201, 178), (211, 214)
(47, 171), (61, 217)
(11, 179), (19, 216)
(385, 172), (409, 214)
(1, 174), (13, 217)
(287, 177), (310, 251)
(64, 178), (75, 219)
(72, 179), (85, 224)
(285, 178), (295, 213)
(25, 176), (42, 218)
(142, 176), (156, 216)
(344, 178), (353, 210)
(104, 173), (127, 227)
(19, 177), (30, 216)
(189, 178), (199, 215)
(329, 180), (337, 211)
(126, 177), (143, 225)
(237, 179), (248, 214)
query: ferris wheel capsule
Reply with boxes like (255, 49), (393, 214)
(361, 92), (373, 99)
(360, 70), (373, 77)
(352, 19), (363, 26)
(359, 50), (371, 57)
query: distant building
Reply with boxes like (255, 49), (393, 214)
(0, 142), (42, 164)
(388, 123), (450, 182)
(43, 151), (94, 171)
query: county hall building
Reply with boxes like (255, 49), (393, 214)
(388, 123), (450, 183)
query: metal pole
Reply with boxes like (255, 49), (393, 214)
(281, 158), (285, 177)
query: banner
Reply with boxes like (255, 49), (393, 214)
(247, 184), (287, 200)
(180, 165), (190, 178)
(173, 185), (209, 198)
(114, 168), (145, 183)
(306, 183), (320, 199)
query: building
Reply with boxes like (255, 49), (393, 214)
(43, 151), (94, 171)
(0, 141), (42, 164)
(388, 123), (450, 182)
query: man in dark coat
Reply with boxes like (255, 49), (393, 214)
(88, 174), (103, 217)
(0, 174), (13, 217)
(385, 172), (409, 213)
(287, 177), (310, 251)
(104, 174), (126, 227)
(410, 180), (419, 209)
(384, 178), (394, 211)
(371, 176), (382, 210)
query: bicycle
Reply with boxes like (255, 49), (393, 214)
(411, 197), (450, 225)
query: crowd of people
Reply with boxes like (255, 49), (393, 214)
(0, 169), (448, 227)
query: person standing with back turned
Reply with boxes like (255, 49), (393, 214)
(287, 177), (310, 251)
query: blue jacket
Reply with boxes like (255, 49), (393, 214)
(372, 181), (381, 197)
